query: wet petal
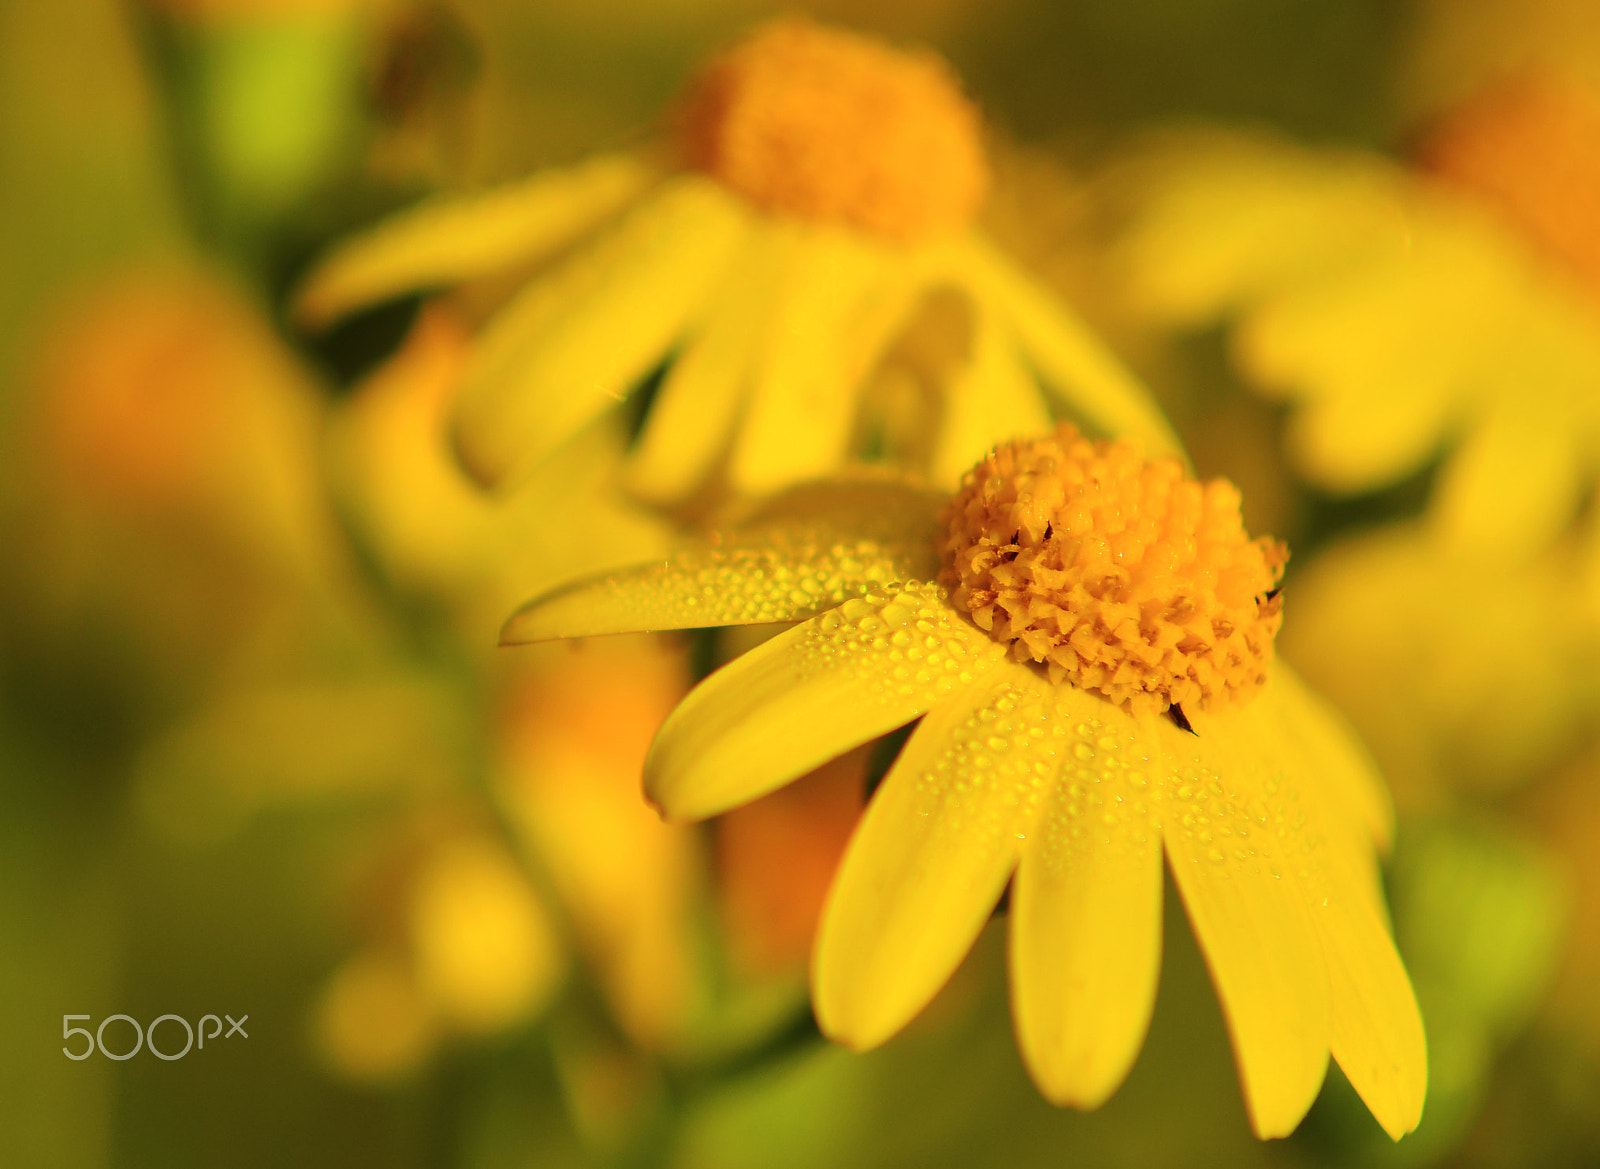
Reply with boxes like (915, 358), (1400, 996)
(500, 478), (945, 643)
(452, 176), (749, 487)
(1266, 666), (1392, 853)
(295, 154), (656, 327)
(645, 584), (1007, 820)
(1243, 678), (1423, 1137)
(814, 660), (1053, 1050)
(941, 235), (1184, 460)
(1320, 884), (1428, 1140)
(1154, 704), (1332, 1139)
(1010, 687), (1164, 1108)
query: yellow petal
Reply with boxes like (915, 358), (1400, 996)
(1266, 666), (1393, 853)
(1115, 135), (1416, 323)
(620, 224), (799, 505)
(452, 177), (749, 487)
(1320, 884), (1428, 1140)
(929, 300), (1054, 486)
(295, 153), (656, 327)
(644, 583), (1007, 821)
(1010, 687), (1164, 1108)
(1430, 396), (1584, 564)
(813, 660), (1053, 1050)
(500, 478), (945, 643)
(1236, 227), (1498, 491)
(1154, 704), (1332, 1140)
(1244, 678), (1424, 1137)
(729, 225), (906, 493)
(942, 234), (1185, 461)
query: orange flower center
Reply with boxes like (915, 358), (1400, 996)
(938, 426), (1287, 716)
(1420, 75), (1600, 296)
(676, 19), (989, 242)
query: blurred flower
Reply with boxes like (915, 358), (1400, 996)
(1114, 119), (1600, 567)
(493, 637), (702, 1050)
(10, 268), (359, 702)
(323, 304), (670, 636)
(498, 427), (1425, 1141)
(315, 832), (564, 1081)
(297, 18), (1179, 506)
(410, 835), (565, 1033)
(1280, 525), (1600, 807)
(33, 269), (328, 557)
(313, 950), (437, 1082)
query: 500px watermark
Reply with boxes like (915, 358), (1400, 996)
(63, 1014), (248, 1061)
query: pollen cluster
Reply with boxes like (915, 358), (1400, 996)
(676, 19), (989, 241)
(939, 426), (1287, 716)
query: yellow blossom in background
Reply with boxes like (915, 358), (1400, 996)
(296, 18), (1178, 507)
(313, 950), (438, 1082)
(498, 429), (1426, 1141)
(1113, 120), (1600, 567)
(31, 269), (333, 570)
(323, 304), (670, 635)
(1279, 525), (1600, 807)
(493, 638), (702, 1050)
(314, 831), (564, 1081)
(409, 835), (565, 1033)
(9, 268), (361, 696)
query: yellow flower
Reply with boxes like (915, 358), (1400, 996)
(1280, 524), (1600, 806)
(324, 305), (670, 635)
(1114, 113), (1600, 566)
(314, 833), (565, 1082)
(499, 427), (1426, 1140)
(296, 19), (1178, 503)
(494, 637), (702, 1049)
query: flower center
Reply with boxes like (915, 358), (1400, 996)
(938, 426), (1287, 717)
(676, 19), (989, 242)
(1420, 75), (1600, 296)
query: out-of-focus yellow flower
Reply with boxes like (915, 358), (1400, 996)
(297, 18), (1178, 505)
(498, 428), (1425, 1141)
(409, 835), (565, 1033)
(314, 832), (564, 1081)
(494, 637), (701, 1049)
(1115, 118), (1600, 566)
(33, 270), (329, 559)
(324, 305), (670, 634)
(1280, 525), (1600, 807)
(313, 950), (437, 1082)
(12, 269), (356, 691)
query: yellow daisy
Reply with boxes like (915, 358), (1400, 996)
(1113, 103), (1600, 566)
(1279, 523), (1600, 807)
(295, 19), (1178, 503)
(498, 426), (1427, 1140)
